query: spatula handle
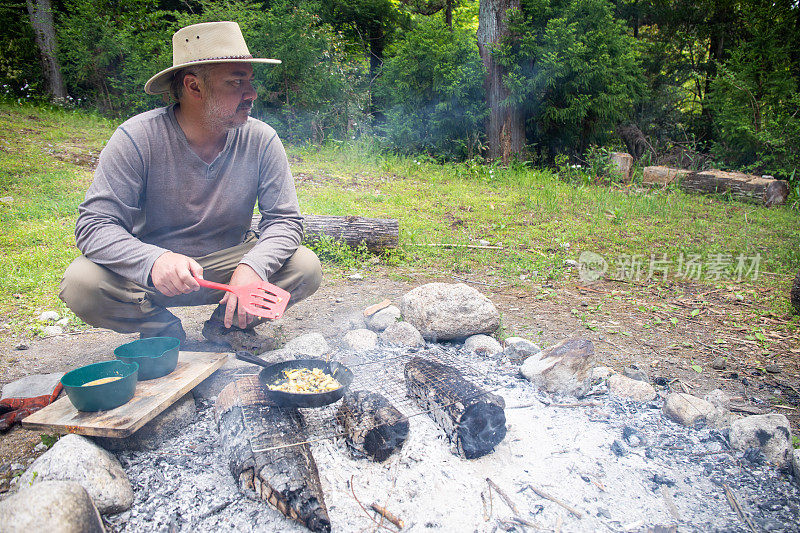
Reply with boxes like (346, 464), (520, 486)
(193, 276), (233, 293)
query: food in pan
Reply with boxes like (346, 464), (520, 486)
(269, 367), (342, 394)
(82, 376), (123, 387)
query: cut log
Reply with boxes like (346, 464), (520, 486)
(215, 378), (331, 533)
(404, 356), (506, 459)
(336, 390), (409, 462)
(251, 214), (399, 252)
(791, 269), (800, 315)
(610, 152), (633, 180)
(643, 167), (788, 206)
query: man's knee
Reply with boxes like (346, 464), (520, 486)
(273, 246), (322, 304)
(60, 256), (101, 316)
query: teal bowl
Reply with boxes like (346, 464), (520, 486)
(114, 337), (180, 380)
(61, 360), (139, 412)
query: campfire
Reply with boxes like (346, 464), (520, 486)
(4, 283), (799, 532)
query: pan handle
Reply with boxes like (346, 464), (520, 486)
(235, 351), (273, 369)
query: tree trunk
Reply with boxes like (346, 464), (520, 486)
(477, 0), (525, 164)
(25, 0), (65, 100)
(642, 167), (789, 207)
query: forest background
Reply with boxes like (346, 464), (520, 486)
(4, 0), (800, 181)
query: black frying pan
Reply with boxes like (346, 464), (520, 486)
(235, 351), (354, 408)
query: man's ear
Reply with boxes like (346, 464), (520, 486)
(183, 73), (204, 100)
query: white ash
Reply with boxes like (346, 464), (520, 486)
(105, 345), (800, 532)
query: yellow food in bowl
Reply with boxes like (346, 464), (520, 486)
(82, 376), (123, 387)
(269, 368), (341, 394)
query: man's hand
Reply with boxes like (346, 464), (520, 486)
(220, 264), (263, 329)
(151, 252), (203, 297)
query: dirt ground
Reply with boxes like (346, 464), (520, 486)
(1, 269), (799, 492)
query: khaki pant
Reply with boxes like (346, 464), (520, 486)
(59, 235), (322, 339)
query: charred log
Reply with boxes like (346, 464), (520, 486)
(617, 123), (649, 160)
(251, 214), (399, 252)
(791, 270), (800, 315)
(336, 390), (409, 462)
(404, 356), (506, 459)
(215, 378), (331, 533)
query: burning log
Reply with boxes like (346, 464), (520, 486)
(215, 378), (331, 533)
(336, 390), (409, 462)
(404, 356), (506, 459)
(251, 214), (399, 252)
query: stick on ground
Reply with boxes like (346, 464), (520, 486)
(524, 484), (584, 519)
(370, 503), (404, 529)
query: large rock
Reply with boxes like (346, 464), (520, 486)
(283, 332), (330, 358)
(1, 372), (64, 400)
(94, 393), (195, 451)
(400, 283), (500, 341)
(503, 337), (542, 364)
(608, 374), (657, 402)
(0, 480), (104, 532)
(730, 414), (793, 468)
(463, 334), (503, 357)
(663, 393), (714, 427)
(342, 329), (378, 351)
(380, 321), (425, 348)
(520, 339), (596, 396)
(365, 305), (401, 332)
(20, 434), (133, 514)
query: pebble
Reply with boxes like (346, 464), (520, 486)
(623, 365), (649, 383)
(56, 317), (70, 327)
(610, 440), (628, 457)
(10, 463), (24, 472)
(34, 443), (48, 453)
(348, 273), (364, 281)
(41, 325), (64, 336)
(37, 311), (60, 322)
(564, 259), (579, 268)
(0, 196), (13, 204)
(14, 343), (28, 350)
(765, 364), (781, 374)
(710, 357), (726, 370)
(652, 474), (676, 486)
(622, 426), (646, 447)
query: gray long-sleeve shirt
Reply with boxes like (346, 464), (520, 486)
(75, 104), (303, 286)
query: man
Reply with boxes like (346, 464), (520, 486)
(60, 21), (322, 350)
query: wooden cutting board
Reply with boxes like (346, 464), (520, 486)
(22, 351), (227, 438)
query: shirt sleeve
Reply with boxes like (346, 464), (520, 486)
(238, 133), (304, 281)
(74, 127), (169, 286)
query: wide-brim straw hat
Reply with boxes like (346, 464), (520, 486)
(144, 21), (280, 95)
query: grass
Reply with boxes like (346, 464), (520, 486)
(1, 100), (799, 337)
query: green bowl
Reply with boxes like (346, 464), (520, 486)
(113, 337), (180, 380)
(61, 360), (139, 412)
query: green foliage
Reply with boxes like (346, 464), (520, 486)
(0, 0), (42, 94)
(708, 2), (800, 180)
(303, 234), (372, 269)
(498, 0), (644, 157)
(375, 16), (486, 160)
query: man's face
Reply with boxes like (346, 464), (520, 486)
(201, 63), (257, 130)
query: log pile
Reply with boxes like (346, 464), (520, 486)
(215, 377), (331, 533)
(336, 390), (409, 462)
(251, 214), (399, 252)
(642, 166), (788, 207)
(404, 356), (506, 459)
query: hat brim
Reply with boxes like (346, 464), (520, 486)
(144, 57), (281, 95)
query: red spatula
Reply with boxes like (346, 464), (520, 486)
(193, 276), (290, 320)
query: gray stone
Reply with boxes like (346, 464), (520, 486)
(342, 329), (378, 351)
(380, 321), (425, 348)
(463, 334), (503, 357)
(94, 394), (196, 451)
(37, 310), (60, 322)
(710, 357), (727, 370)
(0, 480), (104, 533)
(56, 317), (70, 327)
(348, 272), (363, 280)
(34, 442), (48, 453)
(730, 414), (793, 468)
(365, 305), (402, 332)
(765, 364), (781, 374)
(41, 325), (64, 336)
(503, 337), (542, 363)
(400, 283), (500, 341)
(663, 393), (715, 427)
(703, 389), (731, 409)
(1, 372), (65, 400)
(608, 374), (657, 402)
(21, 433), (133, 514)
(622, 365), (649, 383)
(283, 332), (330, 358)
(14, 343), (28, 350)
(520, 338), (596, 396)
